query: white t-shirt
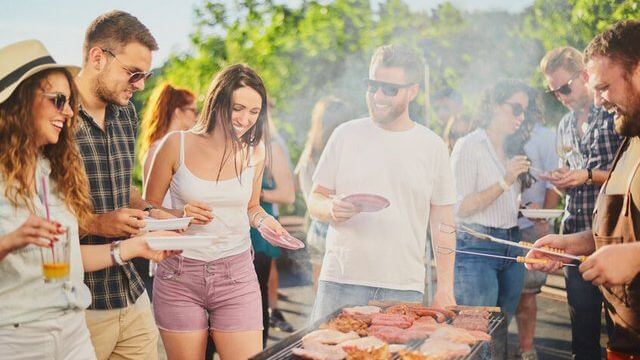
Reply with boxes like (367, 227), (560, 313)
(312, 118), (456, 292)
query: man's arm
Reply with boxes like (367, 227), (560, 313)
(429, 204), (456, 307)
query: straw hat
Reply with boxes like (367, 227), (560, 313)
(0, 39), (80, 104)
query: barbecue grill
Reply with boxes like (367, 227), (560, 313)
(250, 308), (507, 360)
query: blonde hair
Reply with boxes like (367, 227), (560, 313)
(0, 69), (93, 230)
(540, 47), (584, 76)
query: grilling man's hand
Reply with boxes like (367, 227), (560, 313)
(580, 243), (640, 287)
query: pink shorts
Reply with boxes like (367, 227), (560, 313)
(153, 250), (263, 332)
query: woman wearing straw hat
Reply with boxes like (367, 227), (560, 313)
(0, 39), (178, 359)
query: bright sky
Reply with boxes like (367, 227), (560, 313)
(1, 0), (533, 68)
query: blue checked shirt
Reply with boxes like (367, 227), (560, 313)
(557, 106), (622, 233)
(76, 102), (145, 310)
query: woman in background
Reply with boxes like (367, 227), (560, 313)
(295, 96), (352, 291)
(251, 118), (296, 344)
(451, 79), (531, 320)
(136, 83), (197, 298)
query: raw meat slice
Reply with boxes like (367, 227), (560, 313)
(342, 306), (382, 315)
(302, 329), (360, 347)
(293, 343), (346, 360)
(419, 338), (471, 357)
(339, 336), (386, 350)
(429, 326), (477, 345)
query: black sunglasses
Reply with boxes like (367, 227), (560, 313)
(42, 92), (69, 112)
(364, 79), (416, 97)
(547, 72), (580, 97)
(101, 48), (153, 84)
(504, 102), (525, 117)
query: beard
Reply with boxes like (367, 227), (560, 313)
(93, 72), (128, 107)
(366, 97), (406, 124)
(611, 83), (640, 137)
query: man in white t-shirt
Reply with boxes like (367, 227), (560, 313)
(308, 44), (457, 322)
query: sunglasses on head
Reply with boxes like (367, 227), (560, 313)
(42, 92), (69, 112)
(504, 102), (525, 117)
(547, 72), (580, 97)
(364, 79), (415, 97)
(101, 48), (153, 84)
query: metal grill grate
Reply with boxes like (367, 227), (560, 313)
(250, 310), (507, 360)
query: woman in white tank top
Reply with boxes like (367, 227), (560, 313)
(144, 64), (291, 360)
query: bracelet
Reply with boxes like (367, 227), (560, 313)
(250, 210), (266, 225)
(110, 241), (124, 266)
(498, 178), (510, 192)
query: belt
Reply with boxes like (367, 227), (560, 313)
(608, 349), (640, 360)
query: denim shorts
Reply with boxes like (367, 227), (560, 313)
(454, 223), (525, 319)
(153, 250), (262, 332)
(310, 281), (423, 323)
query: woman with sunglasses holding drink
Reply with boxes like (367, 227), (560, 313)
(145, 64), (302, 360)
(450, 79), (532, 320)
(0, 40), (178, 360)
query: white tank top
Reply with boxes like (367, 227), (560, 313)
(170, 131), (255, 261)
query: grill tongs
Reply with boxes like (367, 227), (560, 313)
(436, 246), (577, 267)
(438, 223), (586, 263)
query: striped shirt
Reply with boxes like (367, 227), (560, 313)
(76, 102), (145, 310)
(452, 128), (520, 229)
(557, 106), (622, 233)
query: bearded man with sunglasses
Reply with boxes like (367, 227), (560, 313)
(539, 46), (622, 359)
(307, 44), (457, 322)
(74, 11), (172, 360)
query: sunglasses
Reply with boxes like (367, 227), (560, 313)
(42, 92), (69, 112)
(547, 72), (580, 97)
(504, 102), (525, 117)
(365, 79), (416, 97)
(101, 48), (153, 84)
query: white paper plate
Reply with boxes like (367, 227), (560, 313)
(143, 217), (192, 231)
(520, 209), (564, 219)
(146, 235), (215, 250)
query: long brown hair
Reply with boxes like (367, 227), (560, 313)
(0, 69), (93, 229)
(192, 64), (270, 181)
(300, 96), (352, 165)
(138, 82), (195, 164)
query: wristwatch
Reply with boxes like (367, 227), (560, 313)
(143, 203), (155, 212)
(586, 169), (593, 185)
(110, 241), (124, 266)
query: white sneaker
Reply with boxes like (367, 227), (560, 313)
(520, 349), (538, 360)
